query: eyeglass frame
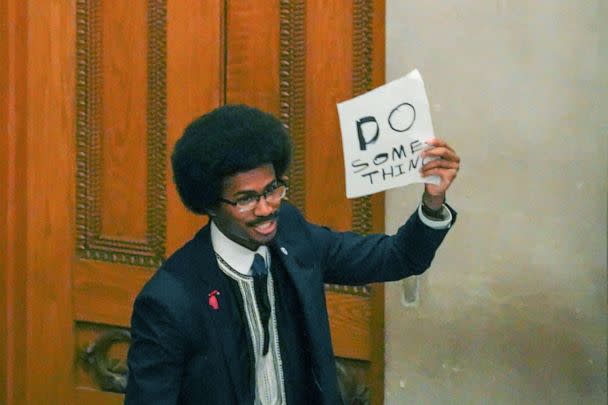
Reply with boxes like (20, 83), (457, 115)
(219, 180), (288, 212)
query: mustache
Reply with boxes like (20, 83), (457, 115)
(247, 213), (278, 227)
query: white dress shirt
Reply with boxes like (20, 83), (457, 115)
(211, 222), (286, 405)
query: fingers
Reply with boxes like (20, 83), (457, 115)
(421, 157), (460, 182)
(420, 139), (460, 194)
(421, 167), (458, 181)
(422, 145), (460, 163)
(425, 138), (455, 153)
(420, 158), (459, 173)
(422, 167), (458, 196)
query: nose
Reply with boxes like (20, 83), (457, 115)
(253, 195), (275, 217)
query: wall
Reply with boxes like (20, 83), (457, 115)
(384, 1), (607, 404)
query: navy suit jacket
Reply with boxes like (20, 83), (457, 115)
(125, 202), (455, 404)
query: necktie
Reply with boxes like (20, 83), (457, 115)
(251, 253), (271, 355)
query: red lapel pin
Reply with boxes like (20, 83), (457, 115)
(208, 290), (220, 310)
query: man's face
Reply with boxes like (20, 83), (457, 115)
(211, 163), (281, 251)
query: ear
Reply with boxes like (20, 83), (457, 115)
(206, 200), (222, 217)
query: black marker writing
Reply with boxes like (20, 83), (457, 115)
(351, 159), (369, 174)
(388, 102), (416, 132)
(373, 153), (389, 166)
(352, 140), (426, 185)
(356, 116), (379, 151)
(361, 170), (379, 184)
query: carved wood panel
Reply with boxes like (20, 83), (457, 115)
(2, 0), (385, 404)
(75, 323), (371, 404)
(76, 0), (167, 267)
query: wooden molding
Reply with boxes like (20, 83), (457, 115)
(75, 0), (167, 267)
(279, 0), (307, 212)
(351, 0), (374, 237)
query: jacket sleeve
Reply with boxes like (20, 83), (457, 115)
(125, 293), (187, 405)
(307, 206), (456, 285)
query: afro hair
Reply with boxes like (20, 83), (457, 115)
(171, 104), (292, 215)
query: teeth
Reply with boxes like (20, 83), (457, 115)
(254, 220), (275, 233)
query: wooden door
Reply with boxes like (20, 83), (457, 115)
(1, 1), (386, 404)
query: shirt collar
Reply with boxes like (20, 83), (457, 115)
(210, 221), (269, 276)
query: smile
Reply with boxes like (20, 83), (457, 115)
(252, 218), (277, 236)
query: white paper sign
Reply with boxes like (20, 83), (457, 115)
(337, 69), (440, 199)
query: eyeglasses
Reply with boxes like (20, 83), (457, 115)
(219, 181), (288, 213)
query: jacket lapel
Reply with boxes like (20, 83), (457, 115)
(270, 236), (313, 292)
(271, 226), (342, 404)
(189, 226), (253, 404)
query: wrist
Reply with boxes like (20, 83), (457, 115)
(420, 201), (445, 221)
(422, 191), (445, 211)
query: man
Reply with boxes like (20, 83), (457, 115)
(125, 104), (459, 404)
